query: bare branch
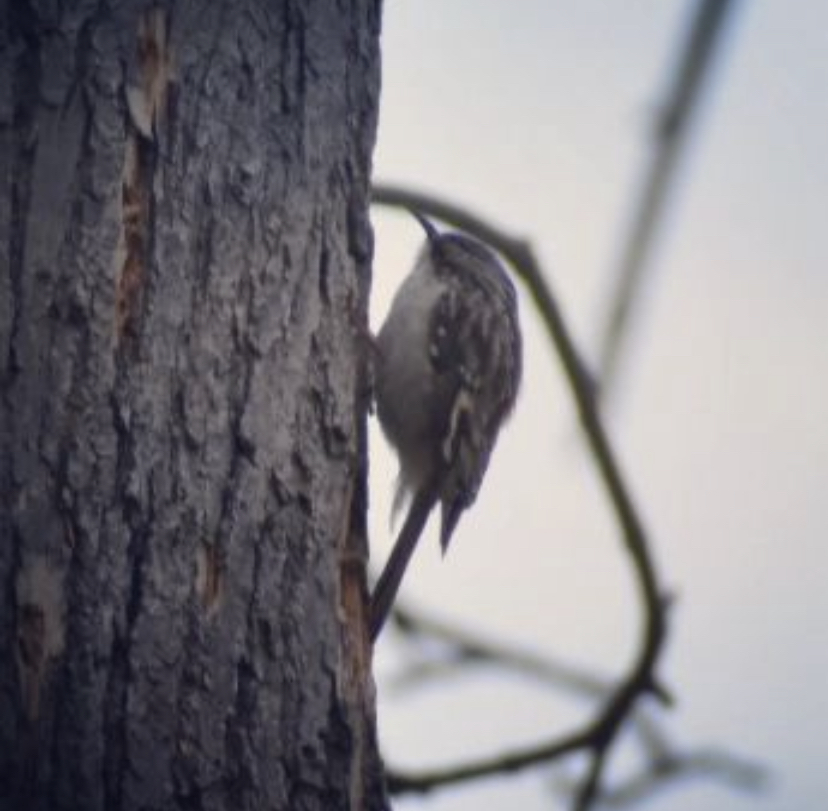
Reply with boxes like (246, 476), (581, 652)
(550, 746), (767, 809)
(386, 728), (594, 796)
(384, 601), (659, 749)
(597, 0), (742, 393)
(386, 601), (610, 698)
(372, 184), (671, 807)
(597, 747), (767, 808)
(381, 600), (766, 807)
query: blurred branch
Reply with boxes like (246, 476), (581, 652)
(597, 0), (741, 394)
(382, 600), (766, 806)
(387, 602), (610, 700)
(594, 747), (767, 808)
(372, 184), (671, 809)
(385, 727), (594, 796)
(385, 602), (661, 759)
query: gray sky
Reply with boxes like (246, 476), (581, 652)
(368, 2), (828, 810)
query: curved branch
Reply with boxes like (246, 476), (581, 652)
(372, 184), (671, 808)
(386, 728), (594, 795)
(383, 602), (766, 803)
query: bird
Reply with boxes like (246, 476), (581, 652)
(369, 211), (522, 641)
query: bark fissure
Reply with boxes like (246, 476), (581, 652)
(5, 11), (40, 381)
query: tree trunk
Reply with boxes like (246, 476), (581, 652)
(0, 2), (383, 809)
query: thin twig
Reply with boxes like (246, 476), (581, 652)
(386, 728), (594, 795)
(553, 746), (767, 809)
(388, 602), (611, 699)
(372, 184), (670, 808)
(597, 0), (742, 392)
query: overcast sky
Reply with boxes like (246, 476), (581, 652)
(368, 2), (828, 810)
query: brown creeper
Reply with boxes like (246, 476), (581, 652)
(369, 212), (522, 641)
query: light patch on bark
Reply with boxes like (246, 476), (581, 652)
(15, 558), (66, 721)
(195, 542), (225, 616)
(125, 7), (174, 140)
(117, 6), (174, 339)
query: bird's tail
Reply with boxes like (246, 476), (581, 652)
(369, 482), (439, 642)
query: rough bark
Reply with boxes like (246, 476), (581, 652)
(0, 1), (383, 809)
